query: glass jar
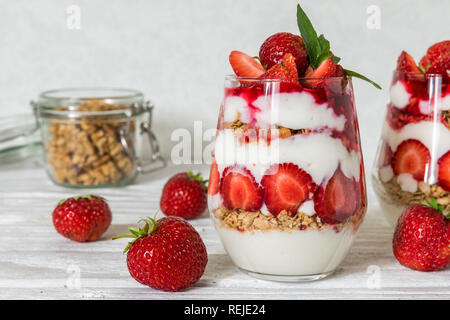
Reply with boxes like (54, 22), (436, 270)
(29, 87), (165, 188)
(372, 72), (449, 225)
(207, 76), (367, 281)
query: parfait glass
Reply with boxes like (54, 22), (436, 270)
(207, 75), (367, 281)
(372, 72), (449, 226)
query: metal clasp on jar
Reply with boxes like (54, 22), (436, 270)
(120, 100), (166, 174)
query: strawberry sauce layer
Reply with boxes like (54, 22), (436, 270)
(385, 72), (450, 131)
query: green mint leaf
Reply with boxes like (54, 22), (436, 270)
(332, 55), (341, 64)
(344, 69), (382, 90)
(296, 4), (321, 69)
(318, 34), (330, 53)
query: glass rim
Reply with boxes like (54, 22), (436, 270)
(392, 70), (445, 77)
(225, 74), (350, 82)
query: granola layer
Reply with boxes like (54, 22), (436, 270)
(378, 172), (450, 211)
(212, 205), (355, 233)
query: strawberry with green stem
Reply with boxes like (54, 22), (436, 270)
(113, 216), (208, 292)
(393, 198), (449, 271)
(160, 171), (208, 219)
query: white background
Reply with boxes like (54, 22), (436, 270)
(0, 0), (449, 171)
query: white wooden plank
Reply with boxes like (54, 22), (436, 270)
(0, 160), (448, 300)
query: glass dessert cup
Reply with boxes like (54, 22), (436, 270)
(372, 72), (450, 226)
(208, 76), (367, 281)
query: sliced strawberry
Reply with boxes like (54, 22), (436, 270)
(261, 163), (315, 216)
(281, 53), (298, 79)
(392, 139), (430, 181)
(438, 151), (450, 192)
(302, 57), (345, 89)
(396, 51), (421, 73)
(260, 53), (298, 82)
(314, 168), (359, 224)
(220, 165), (263, 211)
(208, 158), (220, 195)
(229, 51), (265, 78)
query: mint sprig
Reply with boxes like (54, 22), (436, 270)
(296, 3), (381, 89)
(344, 69), (382, 90)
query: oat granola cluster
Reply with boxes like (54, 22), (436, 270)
(213, 205), (324, 232)
(213, 205), (357, 233)
(46, 100), (136, 186)
(380, 175), (450, 212)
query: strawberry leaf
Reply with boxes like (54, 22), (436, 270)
(297, 3), (380, 89)
(296, 4), (321, 69)
(421, 198), (444, 214)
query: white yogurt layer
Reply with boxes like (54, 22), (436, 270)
(442, 94), (450, 111)
(214, 129), (361, 185)
(214, 222), (356, 276)
(390, 81), (411, 109)
(379, 165), (394, 183)
(208, 193), (222, 212)
(397, 173), (418, 192)
(419, 93), (450, 114)
(252, 91), (346, 131)
(223, 96), (252, 123)
(298, 200), (315, 216)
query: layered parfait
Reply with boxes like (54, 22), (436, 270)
(208, 5), (379, 280)
(373, 41), (450, 225)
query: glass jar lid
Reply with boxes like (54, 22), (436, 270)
(36, 87), (147, 119)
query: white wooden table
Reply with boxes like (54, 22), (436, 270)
(0, 157), (448, 300)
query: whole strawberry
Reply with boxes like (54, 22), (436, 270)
(259, 32), (309, 75)
(393, 199), (449, 271)
(113, 216), (208, 292)
(160, 171), (207, 219)
(420, 40), (450, 76)
(52, 195), (112, 242)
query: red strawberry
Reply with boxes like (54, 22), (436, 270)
(114, 217), (208, 291)
(208, 158), (220, 196)
(52, 195), (112, 242)
(393, 202), (449, 271)
(261, 163), (315, 216)
(261, 53), (299, 82)
(160, 171), (207, 219)
(229, 50), (265, 78)
(220, 165), (263, 211)
(302, 57), (345, 88)
(314, 168), (360, 224)
(396, 51), (421, 73)
(420, 41), (450, 76)
(392, 139), (430, 181)
(438, 151), (450, 192)
(259, 32), (309, 75)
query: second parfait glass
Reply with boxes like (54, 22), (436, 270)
(372, 71), (450, 225)
(207, 75), (367, 281)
